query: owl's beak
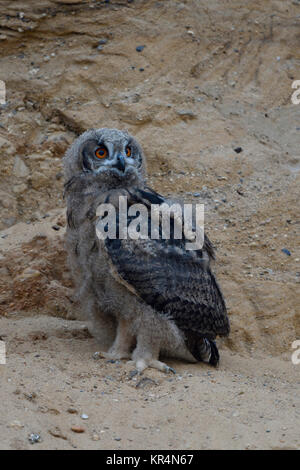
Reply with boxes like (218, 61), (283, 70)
(113, 154), (126, 173)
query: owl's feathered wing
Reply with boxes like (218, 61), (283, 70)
(102, 187), (230, 363)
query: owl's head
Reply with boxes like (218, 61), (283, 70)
(64, 128), (146, 189)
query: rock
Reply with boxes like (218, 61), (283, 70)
(67, 407), (78, 414)
(71, 425), (85, 433)
(30, 171), (49, 190)
(27, 153), (44, 161)
(93, 351), (101, 360)
(0, 136), (15, 155)
(28, 433), (41, 444)
(177, 110), (197, 120)
(16, 268), (41, 281)
(9, 420), (24, 429)
(13, 156), (30, 178)
(2, 217), (16, 226)
(12, 183), (27, 194)
(0, 190), (16, 209)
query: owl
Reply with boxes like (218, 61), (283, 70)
(63, 128), (229, 373)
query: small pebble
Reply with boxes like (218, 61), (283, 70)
(67, 407), (78, 414)
(28, 433), (41, 444)
(81, 414), (89, 420)
(9, 420), (24, 429)
(71, 425), (85, 433)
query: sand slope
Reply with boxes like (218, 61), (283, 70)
(0, 0), (299, 449)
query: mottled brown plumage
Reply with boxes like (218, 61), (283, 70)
(64, 128), (229, 373)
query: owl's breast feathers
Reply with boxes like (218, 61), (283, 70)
(94, 187), (230, 361)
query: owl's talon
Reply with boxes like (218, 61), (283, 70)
(93, 351), (105, 360)
(126, 361), (143, 377)
(93, 351), (129, 361)
(129, 357), (176, 375)
(165, 366), (176, 374)
(128, 369), (140, 379)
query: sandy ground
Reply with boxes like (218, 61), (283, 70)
(0, 0), (299, 450)
(0, 315), (299, 450)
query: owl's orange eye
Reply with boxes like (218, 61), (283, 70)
(95, 146), (108, 159)
(126, 146), (132, 157)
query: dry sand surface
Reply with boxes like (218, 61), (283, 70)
(0, 0), (299, 450)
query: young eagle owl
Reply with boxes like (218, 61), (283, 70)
(64, 128), (229, 373)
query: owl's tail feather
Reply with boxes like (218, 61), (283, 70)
(185, 331), (220, 366)
(207, 339), (220, 366)
(196, 338), (219, 366)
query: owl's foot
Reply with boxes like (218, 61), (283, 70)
(94, 350), (131, 360)
(97, 318), (134, 361)
(127, 358), (176, 375)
